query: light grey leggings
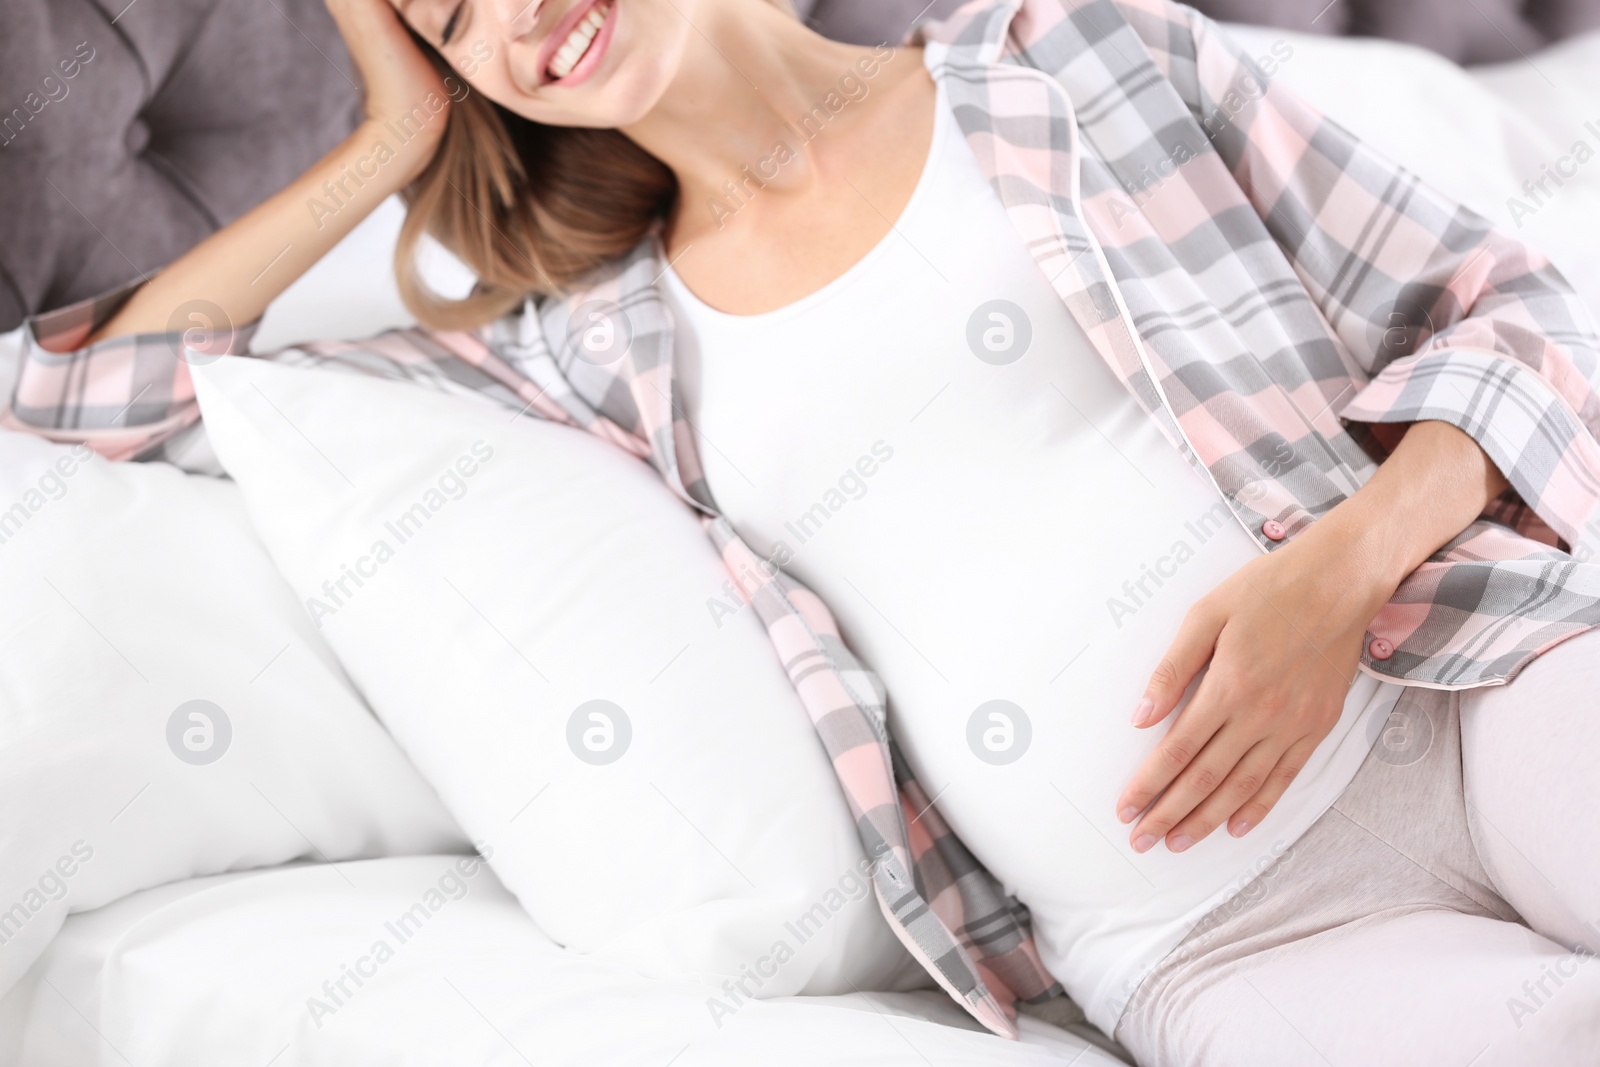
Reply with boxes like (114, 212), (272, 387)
(1113, 630), (1600, 1067)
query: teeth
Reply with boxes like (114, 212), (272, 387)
(549, 2), (610, 80)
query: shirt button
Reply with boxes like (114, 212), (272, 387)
(1368, 637), (1394, 660)
(1261, 519), (1287, 541)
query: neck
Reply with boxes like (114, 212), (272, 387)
(622, 0), (898, 210)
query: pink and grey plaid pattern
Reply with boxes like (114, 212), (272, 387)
(9, 0), (1600, 1036)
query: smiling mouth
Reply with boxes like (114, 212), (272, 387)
(548, 0), (612, 81)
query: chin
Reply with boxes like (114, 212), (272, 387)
(499, 76), (673, 132)
(587, 55), (683, 128)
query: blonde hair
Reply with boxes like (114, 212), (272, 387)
(397, 0), (794, 330)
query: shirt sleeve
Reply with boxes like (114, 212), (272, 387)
(1158, 0), (1600, 553)
(2, 282), (258, 463)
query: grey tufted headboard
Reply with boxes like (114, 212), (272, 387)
(1184, 0), (1600, 60)
(0, 0), (360, 333)
(801, 0), (1600, 54)
(4, 0), (1598, 333)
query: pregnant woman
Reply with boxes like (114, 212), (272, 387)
(11, 0), (1600, 1062)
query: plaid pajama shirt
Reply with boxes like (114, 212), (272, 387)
(9, 0), (1600, 1038)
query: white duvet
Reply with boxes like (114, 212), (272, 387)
(0, 857), (1122, 1067)
(2, 24), (1599, 1067)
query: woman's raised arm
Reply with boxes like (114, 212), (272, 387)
(88, 0), (454, 345)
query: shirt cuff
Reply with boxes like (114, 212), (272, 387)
(8, 282), (259, 462)
(24, 280), (260, 356)
(1338, 346), (1600, 557)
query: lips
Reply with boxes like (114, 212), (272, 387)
(536, 0), (616, 87)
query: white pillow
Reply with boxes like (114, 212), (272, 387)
(191, 356), (920, 997)
(0, 431), (470, 998)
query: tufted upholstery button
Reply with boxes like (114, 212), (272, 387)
(1368, 637), (1394, 661)
(125, 118), (150, 157)
(1261, 519), (1287, 542)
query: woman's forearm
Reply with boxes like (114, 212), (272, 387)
(88, 118), (439, 345)
(1292, 420), (1511, 615)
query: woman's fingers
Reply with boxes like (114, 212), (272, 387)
(1125, 723), (1253, 852)
(1116, 683), (1231, 831)
(1132, 599), (1223, 729)
(1224, 736), (1317, 838)
(1162, 739), (1288, 849)
(332, 0), (454, 130)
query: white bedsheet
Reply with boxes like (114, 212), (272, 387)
(0, 857), (1124, 1067)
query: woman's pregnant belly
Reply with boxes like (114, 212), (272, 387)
(686, 344), (1395, 1030)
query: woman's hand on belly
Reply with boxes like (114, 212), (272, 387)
(1111, 536), (1377, 854)
(1113, 420), (1509, 854)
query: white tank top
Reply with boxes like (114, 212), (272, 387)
(662, 68), (1401, 1030)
